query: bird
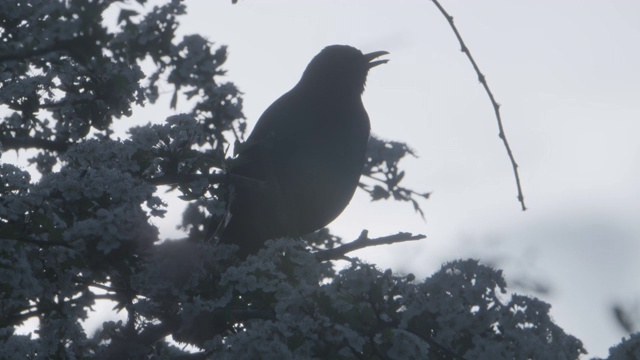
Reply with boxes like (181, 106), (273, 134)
(217, 45), (389, 257)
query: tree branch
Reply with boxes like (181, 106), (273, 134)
(431, 0), (527, 211)
(148, 172), (226, 186)
(315, 230), (426, 262)
(0, 136), (70, 152)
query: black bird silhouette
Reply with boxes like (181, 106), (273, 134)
(218, 45), (388, 257)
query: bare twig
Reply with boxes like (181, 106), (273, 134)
(315, 230), (426, 262)
(148, 172), (226, 186)
(431, 0), (527, 211)
(72, 276), (125, 293)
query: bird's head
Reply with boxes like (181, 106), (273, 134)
(300, 45), (389, 95)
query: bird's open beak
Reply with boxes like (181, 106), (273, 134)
(364, 50), (389, 68)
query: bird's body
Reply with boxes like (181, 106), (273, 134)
(219, 45), (388, 257)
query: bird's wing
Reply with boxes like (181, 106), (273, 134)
(230, 90), (307, 177)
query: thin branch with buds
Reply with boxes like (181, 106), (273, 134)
(315, 230), (426, 262)
(432, 0), (527, 211)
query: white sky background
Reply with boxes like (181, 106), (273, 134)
(7, 0), (639, 358)
(147, 1), (640, 357)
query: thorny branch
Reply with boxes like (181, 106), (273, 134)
(432, 0), (527, 211)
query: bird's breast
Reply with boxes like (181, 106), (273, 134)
(273, 102), (370, 234)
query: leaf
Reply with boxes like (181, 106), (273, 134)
(117, 9), (139, 25)
(371, 185), (390, 201)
